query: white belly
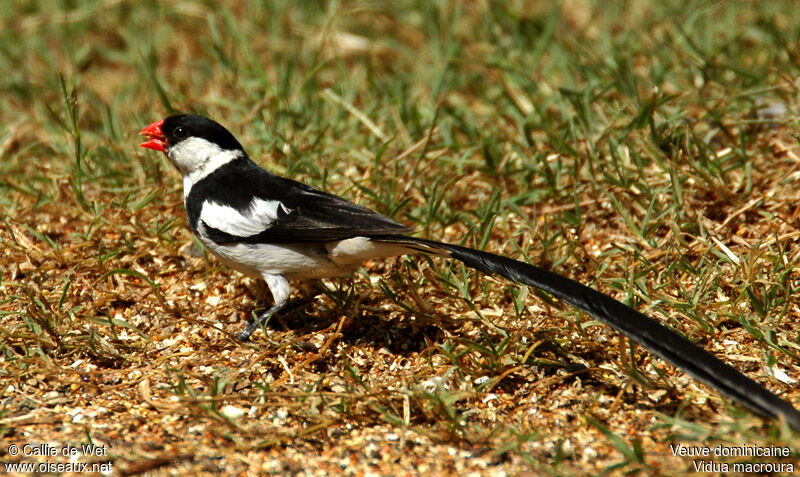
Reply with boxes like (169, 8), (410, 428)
(201, 240), (345, 280)
(198, 234), (412, 281)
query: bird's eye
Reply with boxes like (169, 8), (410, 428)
(174, 127), (187, 139)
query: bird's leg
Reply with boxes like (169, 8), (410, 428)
(237, 280), (324, 342)
(237, 300), (291, 342)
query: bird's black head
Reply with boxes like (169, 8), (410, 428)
(140, 113), (250, 179)
(140, 114), (244, 153)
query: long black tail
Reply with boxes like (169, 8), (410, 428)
(380, 235), (800, 430)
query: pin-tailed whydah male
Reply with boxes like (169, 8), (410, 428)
(140, 113), (800, 429)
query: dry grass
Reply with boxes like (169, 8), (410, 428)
(2, 0), (800, 474)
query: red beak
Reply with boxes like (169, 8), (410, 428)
(139, 119), (167, 152)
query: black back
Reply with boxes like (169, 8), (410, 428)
(187, 156), (412, 243)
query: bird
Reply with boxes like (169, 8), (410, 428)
(140, 113), (800, 429)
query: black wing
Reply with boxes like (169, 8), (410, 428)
(186, 158), (412, 244)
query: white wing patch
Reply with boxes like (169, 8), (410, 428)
(200, 198), (291, 237)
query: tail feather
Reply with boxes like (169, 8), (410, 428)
(380, 235), (800, 429)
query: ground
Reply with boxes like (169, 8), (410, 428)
(1, 1), (800, 475)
